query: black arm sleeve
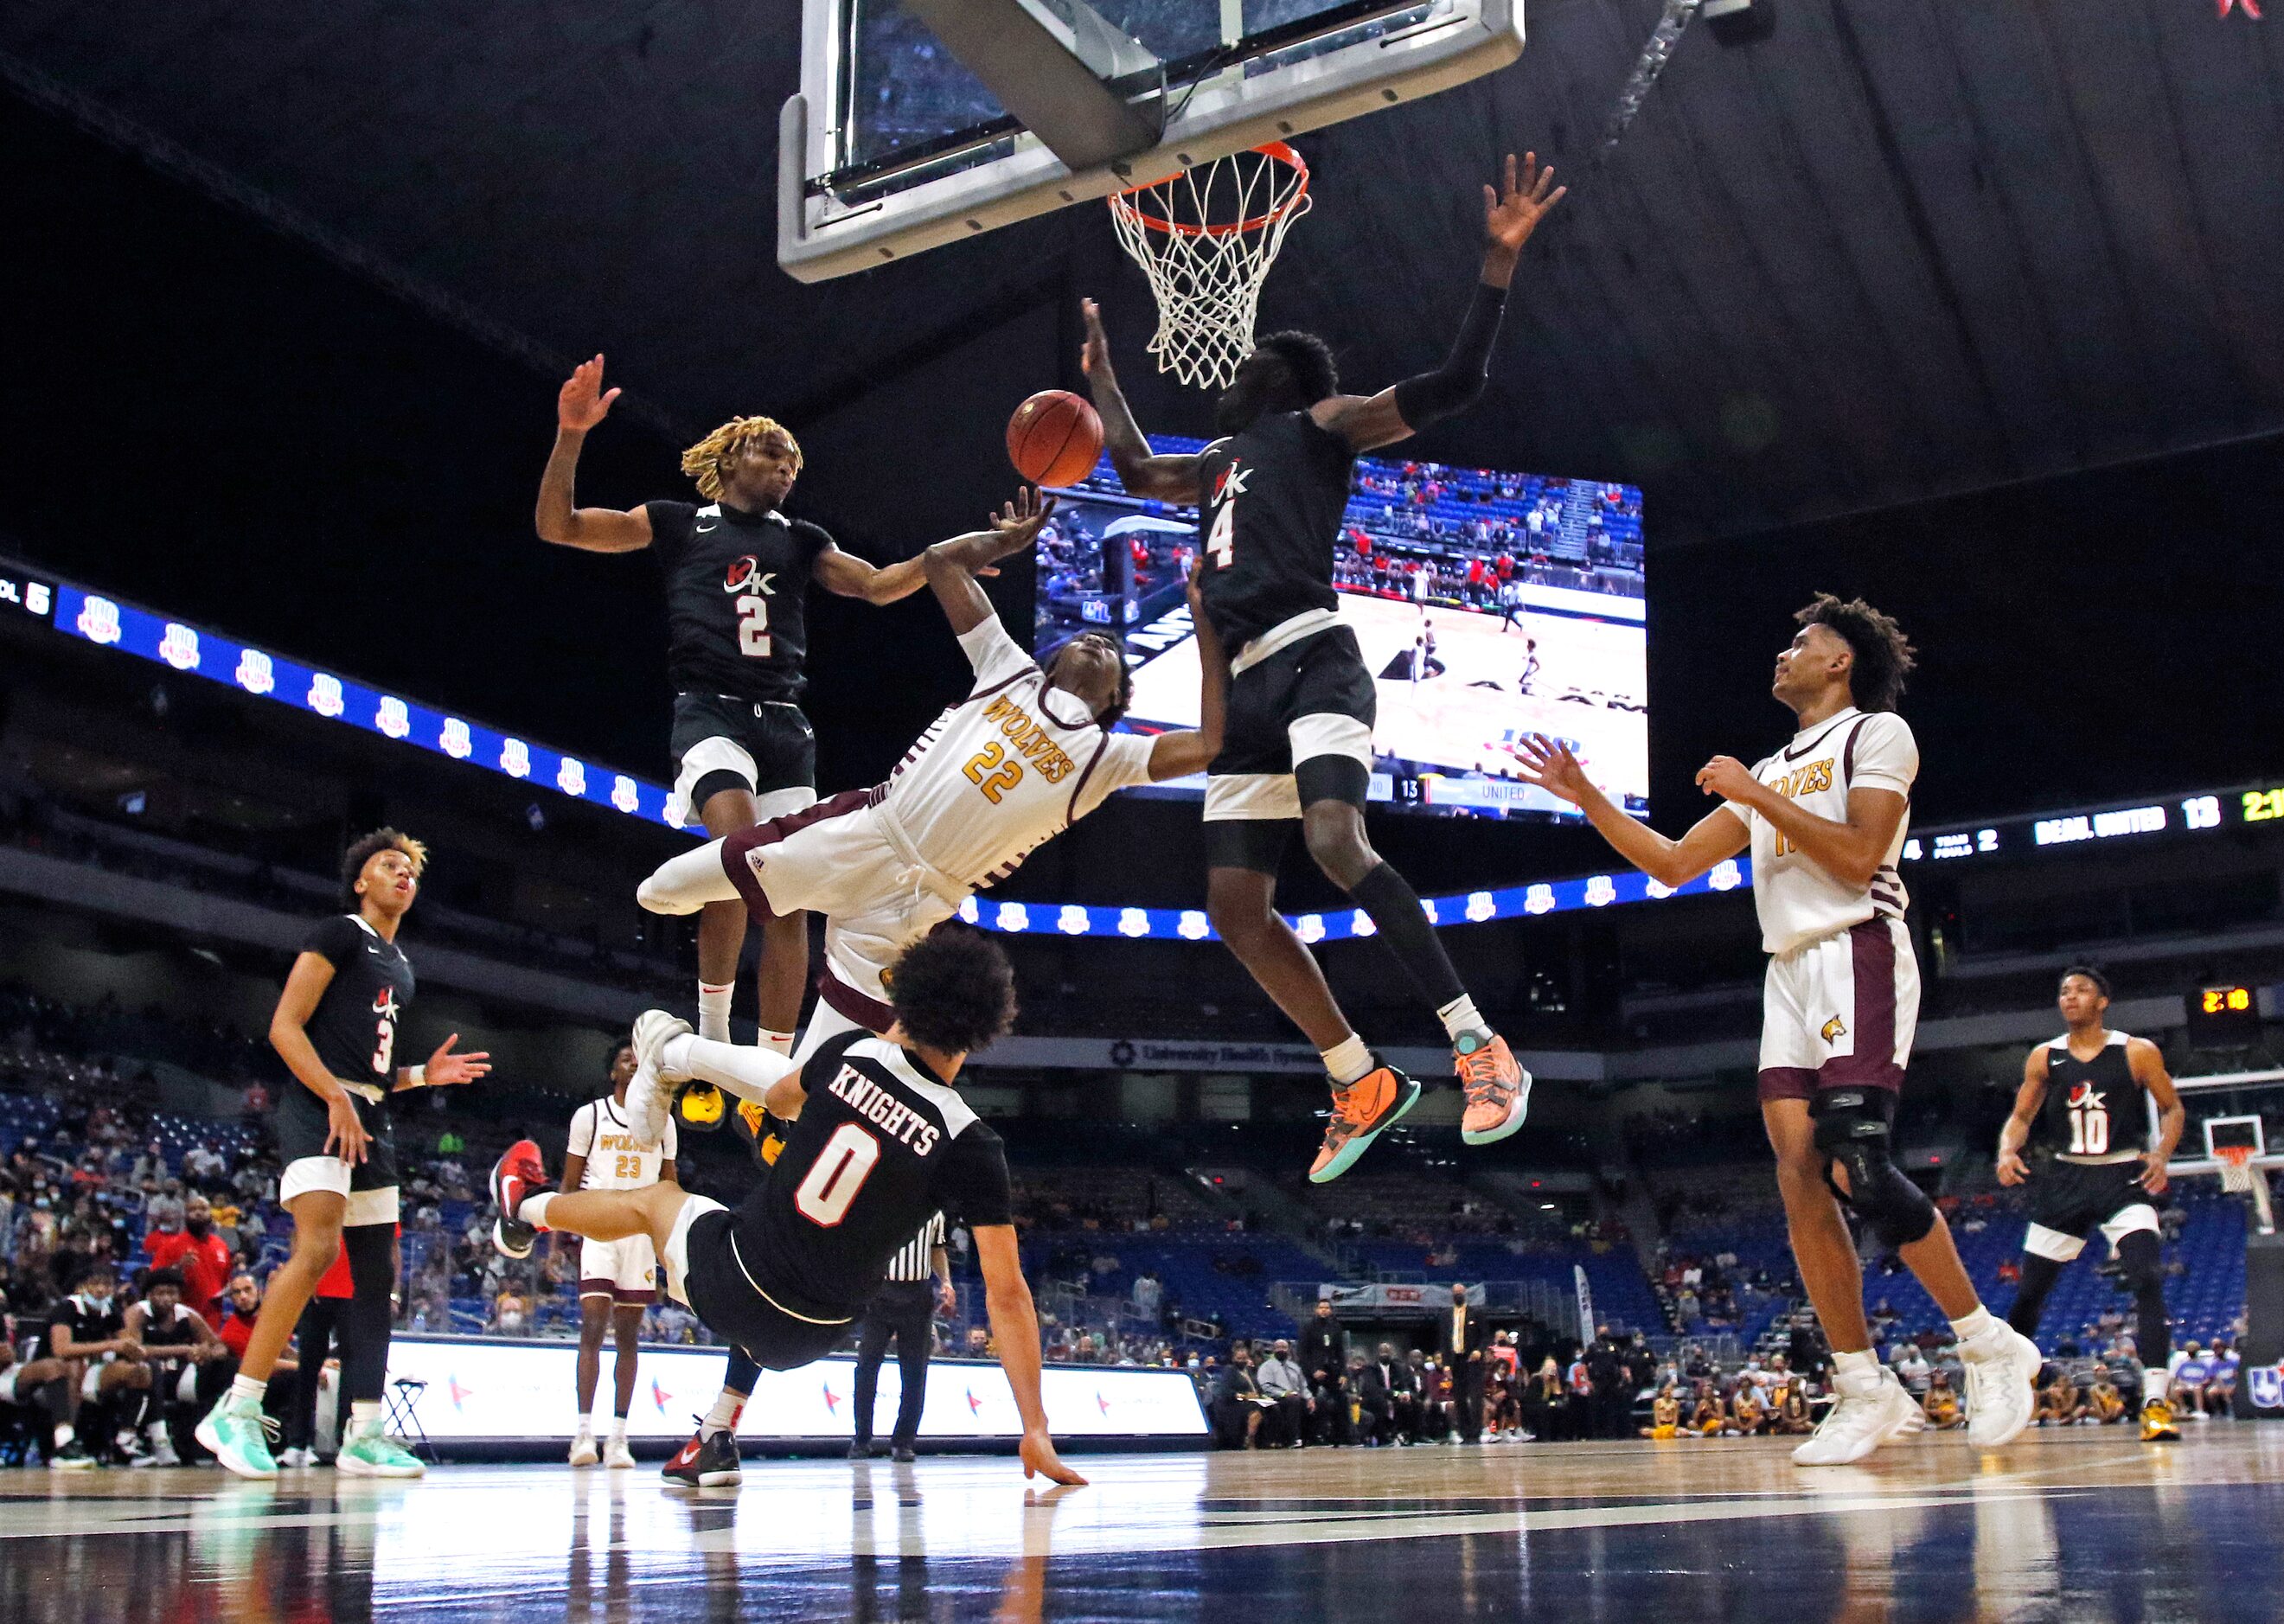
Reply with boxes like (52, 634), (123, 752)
(1391, 281), (1509, 432)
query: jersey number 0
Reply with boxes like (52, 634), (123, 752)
(794, 1122), (881, 1226)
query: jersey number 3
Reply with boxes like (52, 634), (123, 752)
(736, 596), (772, 657)
(794, 1122), (881, 1227)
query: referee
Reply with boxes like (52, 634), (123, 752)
(848, 1212), (955, 1462)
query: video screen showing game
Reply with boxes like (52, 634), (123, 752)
(1033, 441), (1647, 822)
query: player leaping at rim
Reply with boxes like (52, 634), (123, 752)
(1081, 154), (1564, 1182)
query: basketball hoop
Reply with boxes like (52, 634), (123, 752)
(2219, 1143), (2260, 1195)
(1108, 143), (1312, 392)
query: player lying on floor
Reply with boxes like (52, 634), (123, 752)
(633, 487), (1225, 1067)
(489, 929), (1086, 1487)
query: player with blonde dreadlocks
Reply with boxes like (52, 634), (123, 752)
(535, 358), (988, 1065)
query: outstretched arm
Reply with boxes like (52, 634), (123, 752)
(813, 544), (933, 606)
(1080, 301), (1203, 502)
(923, 489), (1058, 636)
(1315, 154), (1565, 454)
(1513, 735), (1748, 887)
(976, 1224), (1087, 1486)
(1147, 567), (1227, 781)
(535, 355), (656, 553)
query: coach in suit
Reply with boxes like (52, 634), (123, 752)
(1436, 1283), (1490, 1442)
(850, 1212), (953, 1463)
(1297, 1298), (1351, 1445)
(1356, 1341), (1418, 1445)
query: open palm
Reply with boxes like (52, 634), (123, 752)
(1484, 152), (1565, 255)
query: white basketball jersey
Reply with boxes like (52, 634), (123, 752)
(567, 1096), (676, 1190)
(1731, 708), (1916, 955)
(880, 615), (1157, 890)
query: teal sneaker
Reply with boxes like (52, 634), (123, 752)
(195, 1393), (279, 1480)
(336, 1424), (425, 1478)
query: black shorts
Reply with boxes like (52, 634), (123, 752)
(2025, 1159), (2161, 1262)
(669, 693), (817, 822)
(274, 1084), (400, 1192)
(680, 1209), (854, 1371)
(1203, 625), (1377, 824)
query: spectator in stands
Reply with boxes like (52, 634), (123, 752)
(1212, 1344), (1270, 1449)
(144, 1180), (186, 1237)
(2033, 1368), (2086, 1426)
(2085, 1365), (2128, 1424)
(1891, 1342), (1932, 1398)
(130, 1141), (167, 1189)
(492, 1284), (530, 1338)
(1774, 1378), (1815, 1435)
(42, 1261), (156, 1467)
(1255, 1339), (1309, 1448)
(125, 1267), (231, 1463)
(1436, 1283), (1487, 1443)
(182, 1141), (227, 1189)
(1416, 1352), (1453, 1441)
(1132, 1269), (1161, 1327)
(146, 1194), (234, 1330)
(2205, 1341), (2240, 1417)
(1689, 1378), (1728, 1436)
(1356, 1342), (1416, 1446)
(1298, 1298), (1349, 1445)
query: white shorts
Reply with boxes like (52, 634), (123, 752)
(0, 1366), (22, 1405)
(735, 803), (959, 1019)
(661, 1194), (728, 1308)
(579, 1234), (661, 1304)
(279, 1156), (400, 1226)
(1756, 916), (1919, 1102)
(668, 735), (819, 829)
(2025, 1204), (2160, 1264)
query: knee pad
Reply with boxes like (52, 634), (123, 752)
(1811, 1088), (1935, 1250)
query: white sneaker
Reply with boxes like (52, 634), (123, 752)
(569, 1429), (600, 1467)
(634, 1009), (694, 1084)
(1792, 1370), (1925, 1467)
(626, 1011), (691, 1144)
(605, 1436), (636, 1470)
(1961, 1326), (2043, 1449)
(278, 1447), (315, 1468)
(150, 1434), (182, 1467)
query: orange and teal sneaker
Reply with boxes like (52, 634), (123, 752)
(1456, 1033), (1532, 1146)
(1308, 1064), (1420, 1184)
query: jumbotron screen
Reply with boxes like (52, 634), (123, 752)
(1033, 441), (1647, 822)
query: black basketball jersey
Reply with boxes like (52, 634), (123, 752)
(300, 914), (416, 1090)
(2039, 1030), (2148, 1159)
(645, 500), (832, 704)
(1194, 410), (1356, 649)
(42, 1291), (123, 1358)
(739, 1033), (1011, 1319)
(133, 1300), (202, 1350)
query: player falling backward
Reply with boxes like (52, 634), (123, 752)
(563, 1038), (679, 1469)
(540, 364), (950, 1056)
(1516, 597), (2043, 1463)
(1082, 154), (1564, 1183)
(489, 929), (1087, 1487)
(1996, 964), (2187, 1443)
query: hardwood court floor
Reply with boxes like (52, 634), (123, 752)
(2, 1425), (2279, 1621)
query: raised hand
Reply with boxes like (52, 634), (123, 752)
(1483, 152), (1565, 261)
(1512, 733), (1592, 806)
(1079, 299), (1113, 380)
(1693, 755), (1758, 804)
(558, 355), (621, 433)
(986, 488), (1059, 559)
(424, 1033), (492, 1088)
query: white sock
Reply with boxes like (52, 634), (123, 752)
(697, 982), (734, 1043)
(1949, 1307), (1998, 1346)
(52, 1424), (74, 1448)
(520, 1192), (555, 1229)
(1321, 1034), (1374, 1087)
(231, 1373), (267, 1404)
(637, 841), (741, 916)
(1435, 995), (1487, 1044)
(758, 1028), (797, 1058)
(349, 1400), (382, 1435)
(701, 1390), (745, 1440)
(575, 1416), (593, 1436)
(610, 1416), (628, 1442)
(669, 1033), (797, 1103)
(1831, 1348), (1881, 1392)
(2143, 1367), (2169, 1404)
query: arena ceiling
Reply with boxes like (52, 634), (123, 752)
(5, 0), (2281, 544)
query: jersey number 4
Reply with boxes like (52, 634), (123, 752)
(736, 596), (772, 657)
(2067, 1100), (2111, 1156)
(1206, 498), (1236, 568)
(794, 1122), (881, 1227)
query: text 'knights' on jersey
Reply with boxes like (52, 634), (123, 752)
(1194, 411), (1355, 652)
(300, 914), (415, 1090)
(2040, 1030), (2149, 1160)
(879, 615), (1156, 890)
(1729, 708), (1917, 956)
(739, 1035), (1011, 1320)
(643, 499), (831, 704)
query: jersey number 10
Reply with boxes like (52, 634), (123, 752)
(2067, 1101), (2111, 1157)
(795, 1122), (881, 1227)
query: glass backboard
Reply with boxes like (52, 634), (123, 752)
(780, 0), (1524, 281)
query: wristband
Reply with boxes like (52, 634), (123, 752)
(407, 1065), (427, 1089)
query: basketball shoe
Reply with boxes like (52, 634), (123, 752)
(1792, 1366), (1923, 1466)
(1455, 1033), (1531, 1146)
(491, 1139), (553, 1260)
(1308, 1064), (1420, 1184)
(2140, 1398), (2181, 1442)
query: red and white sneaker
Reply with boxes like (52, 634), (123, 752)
(490, 1139), (553, 1260)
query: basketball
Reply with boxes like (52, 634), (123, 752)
(1006, 389), (1103, 488)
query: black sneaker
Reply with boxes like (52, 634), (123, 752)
(661, 1423), (741, 1487)
(892, 1445), (916, 1464)
(49, 1439), (97, 1471)
(847, 1441), (873, 1461)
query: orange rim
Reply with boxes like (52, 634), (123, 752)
(1110, 143), (1310, 239)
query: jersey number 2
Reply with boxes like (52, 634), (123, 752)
(736, 596), (772, 657)
(1206, 498), (1236, 568)
(794, 1122), (881, 1227)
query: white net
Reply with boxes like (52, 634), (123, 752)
(1107, 144), (1312, 391)
(2219, 1147), (2258, 1195)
